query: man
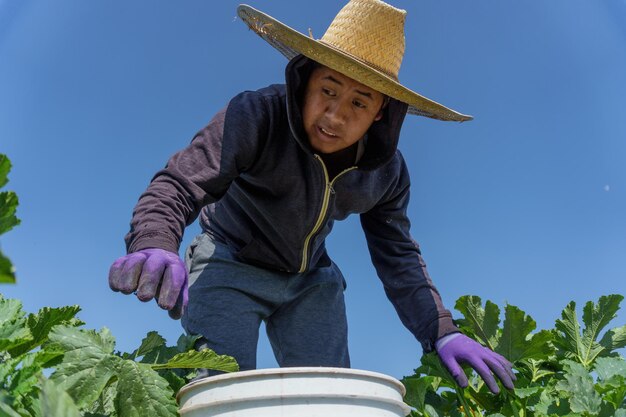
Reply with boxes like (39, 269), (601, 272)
(109, 0), (515, 394)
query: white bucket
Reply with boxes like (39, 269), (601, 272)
(177, 367), (411, 417)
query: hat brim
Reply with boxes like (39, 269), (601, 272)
(237, 4), (472, 122)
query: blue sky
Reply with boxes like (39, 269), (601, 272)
(1, 0), (625, 380)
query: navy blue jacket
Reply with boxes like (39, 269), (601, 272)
(125, 56), (458, 352)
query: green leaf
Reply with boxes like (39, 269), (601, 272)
(0, 191), (20, 236)
(0, 154), (20, 284)
(414, 352), (458, 389)
(555, 295), (624, 368)
(152, 348), (239, 373)
(5, 351), (46, 399)
(36, 342), (67, 369)
(114, 360), (178, 417)
(582, 295), (624, 359)
(496, 304), (553, 363)
(0, 154), (10, 189)
(601, 384), (626, 414)
(595, 357), (626, 411)
(599, 324), (626, 352)
(125, 331), (167, 360)
(555, 360), (602, 414)
(463, 386), (500, 413)
(0, 252), (16, 284)
(423, 404), (441, 417)
(595, 356), (626, 381)
(136, 331), (167, 357)
(0, 389), (13, 405)
(160, 370), (187, 395)
(534, 389), (570, 416)
(8, 305), (82, 357)
(582, 295), (622, 340)
(48, 326), (118, 408)
(0, 350), (65, 397)
(0, 402), (22, 417)
(49, 325), (115, 354)
(0, 389), (21, 417)
(133, 333), (182, 365)
(0, 354), (20, 386)
(135, 333), (205, 369)
(138, 344), (179, 365)
(0, 154), (19, 285)
(437, 391), (464, 416)
(554, 301), (584, 358)
(513, 386), (542, 399)
(176, 333), (202, 352)
(0, 296), (32, 351)
(48, 325), (199, 415)
(83, 380), (117, 417)
(402, 376), (436, 411)
(454, 295), (500, 350)
(38, 378), (81, 417)
(518, 358), (556, 383)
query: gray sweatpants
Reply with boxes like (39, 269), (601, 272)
(181, 233), (350, 375)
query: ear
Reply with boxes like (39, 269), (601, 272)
(374, 109), (384, 122)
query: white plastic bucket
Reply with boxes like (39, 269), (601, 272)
(177, 367), (411, 417)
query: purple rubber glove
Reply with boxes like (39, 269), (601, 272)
(108, 248), (188, 319)
(436, 333), (516, 394)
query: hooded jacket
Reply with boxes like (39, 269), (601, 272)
(125, 55), (458, 352)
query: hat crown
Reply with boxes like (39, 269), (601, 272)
(320, 0), (406, 80)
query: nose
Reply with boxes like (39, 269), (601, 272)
(325, 99), (349, 125)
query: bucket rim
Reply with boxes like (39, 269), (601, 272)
(176, 366), (407, 401)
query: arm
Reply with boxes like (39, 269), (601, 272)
(109, 91), (268, 318)
(359, 157), (457, 352)
(125, 91), (268, 254)
(360, 155), (515, 393)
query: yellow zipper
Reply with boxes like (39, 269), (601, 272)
(298, 155), (356, 273)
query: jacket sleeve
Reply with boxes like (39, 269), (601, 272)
(124, 91), (268, 254)
(359, 154), (458, 352)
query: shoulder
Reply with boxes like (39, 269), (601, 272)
(223, 84), (286, 126)
(229, 84), (286, 110)
(378, 149), (410, 180)
(374, 150), (411, 203)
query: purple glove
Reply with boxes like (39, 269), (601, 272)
(436, 333), (516, 394)
(108, 248), (188, 319)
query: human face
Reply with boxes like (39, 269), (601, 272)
(302, 65), (385, 154)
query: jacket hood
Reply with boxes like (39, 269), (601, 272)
(285, 55), (408, 170)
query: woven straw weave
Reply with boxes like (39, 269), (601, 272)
(321, 0), (405, 80)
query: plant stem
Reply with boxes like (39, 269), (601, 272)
(456, 387), (475, 417)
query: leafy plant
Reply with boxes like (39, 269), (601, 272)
(403, 295), (626, 416)
(0, 154), (239, 416)
(0, 153), (20, 284)
(0, 294), (239, 416)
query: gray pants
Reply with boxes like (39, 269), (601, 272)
(181, 233), (350, 375)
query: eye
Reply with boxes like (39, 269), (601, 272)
(352, 99), (366, 109)
(322, 88), (335, 97)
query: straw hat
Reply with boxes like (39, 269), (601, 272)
(237, 0), (472, 122)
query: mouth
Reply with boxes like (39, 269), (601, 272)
(318, 125), (339, 138)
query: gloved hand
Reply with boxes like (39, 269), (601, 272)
(436, 333), (516, 394)
(108, 248), (188, 319)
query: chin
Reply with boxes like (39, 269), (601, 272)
(311, 142), (338, 154)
